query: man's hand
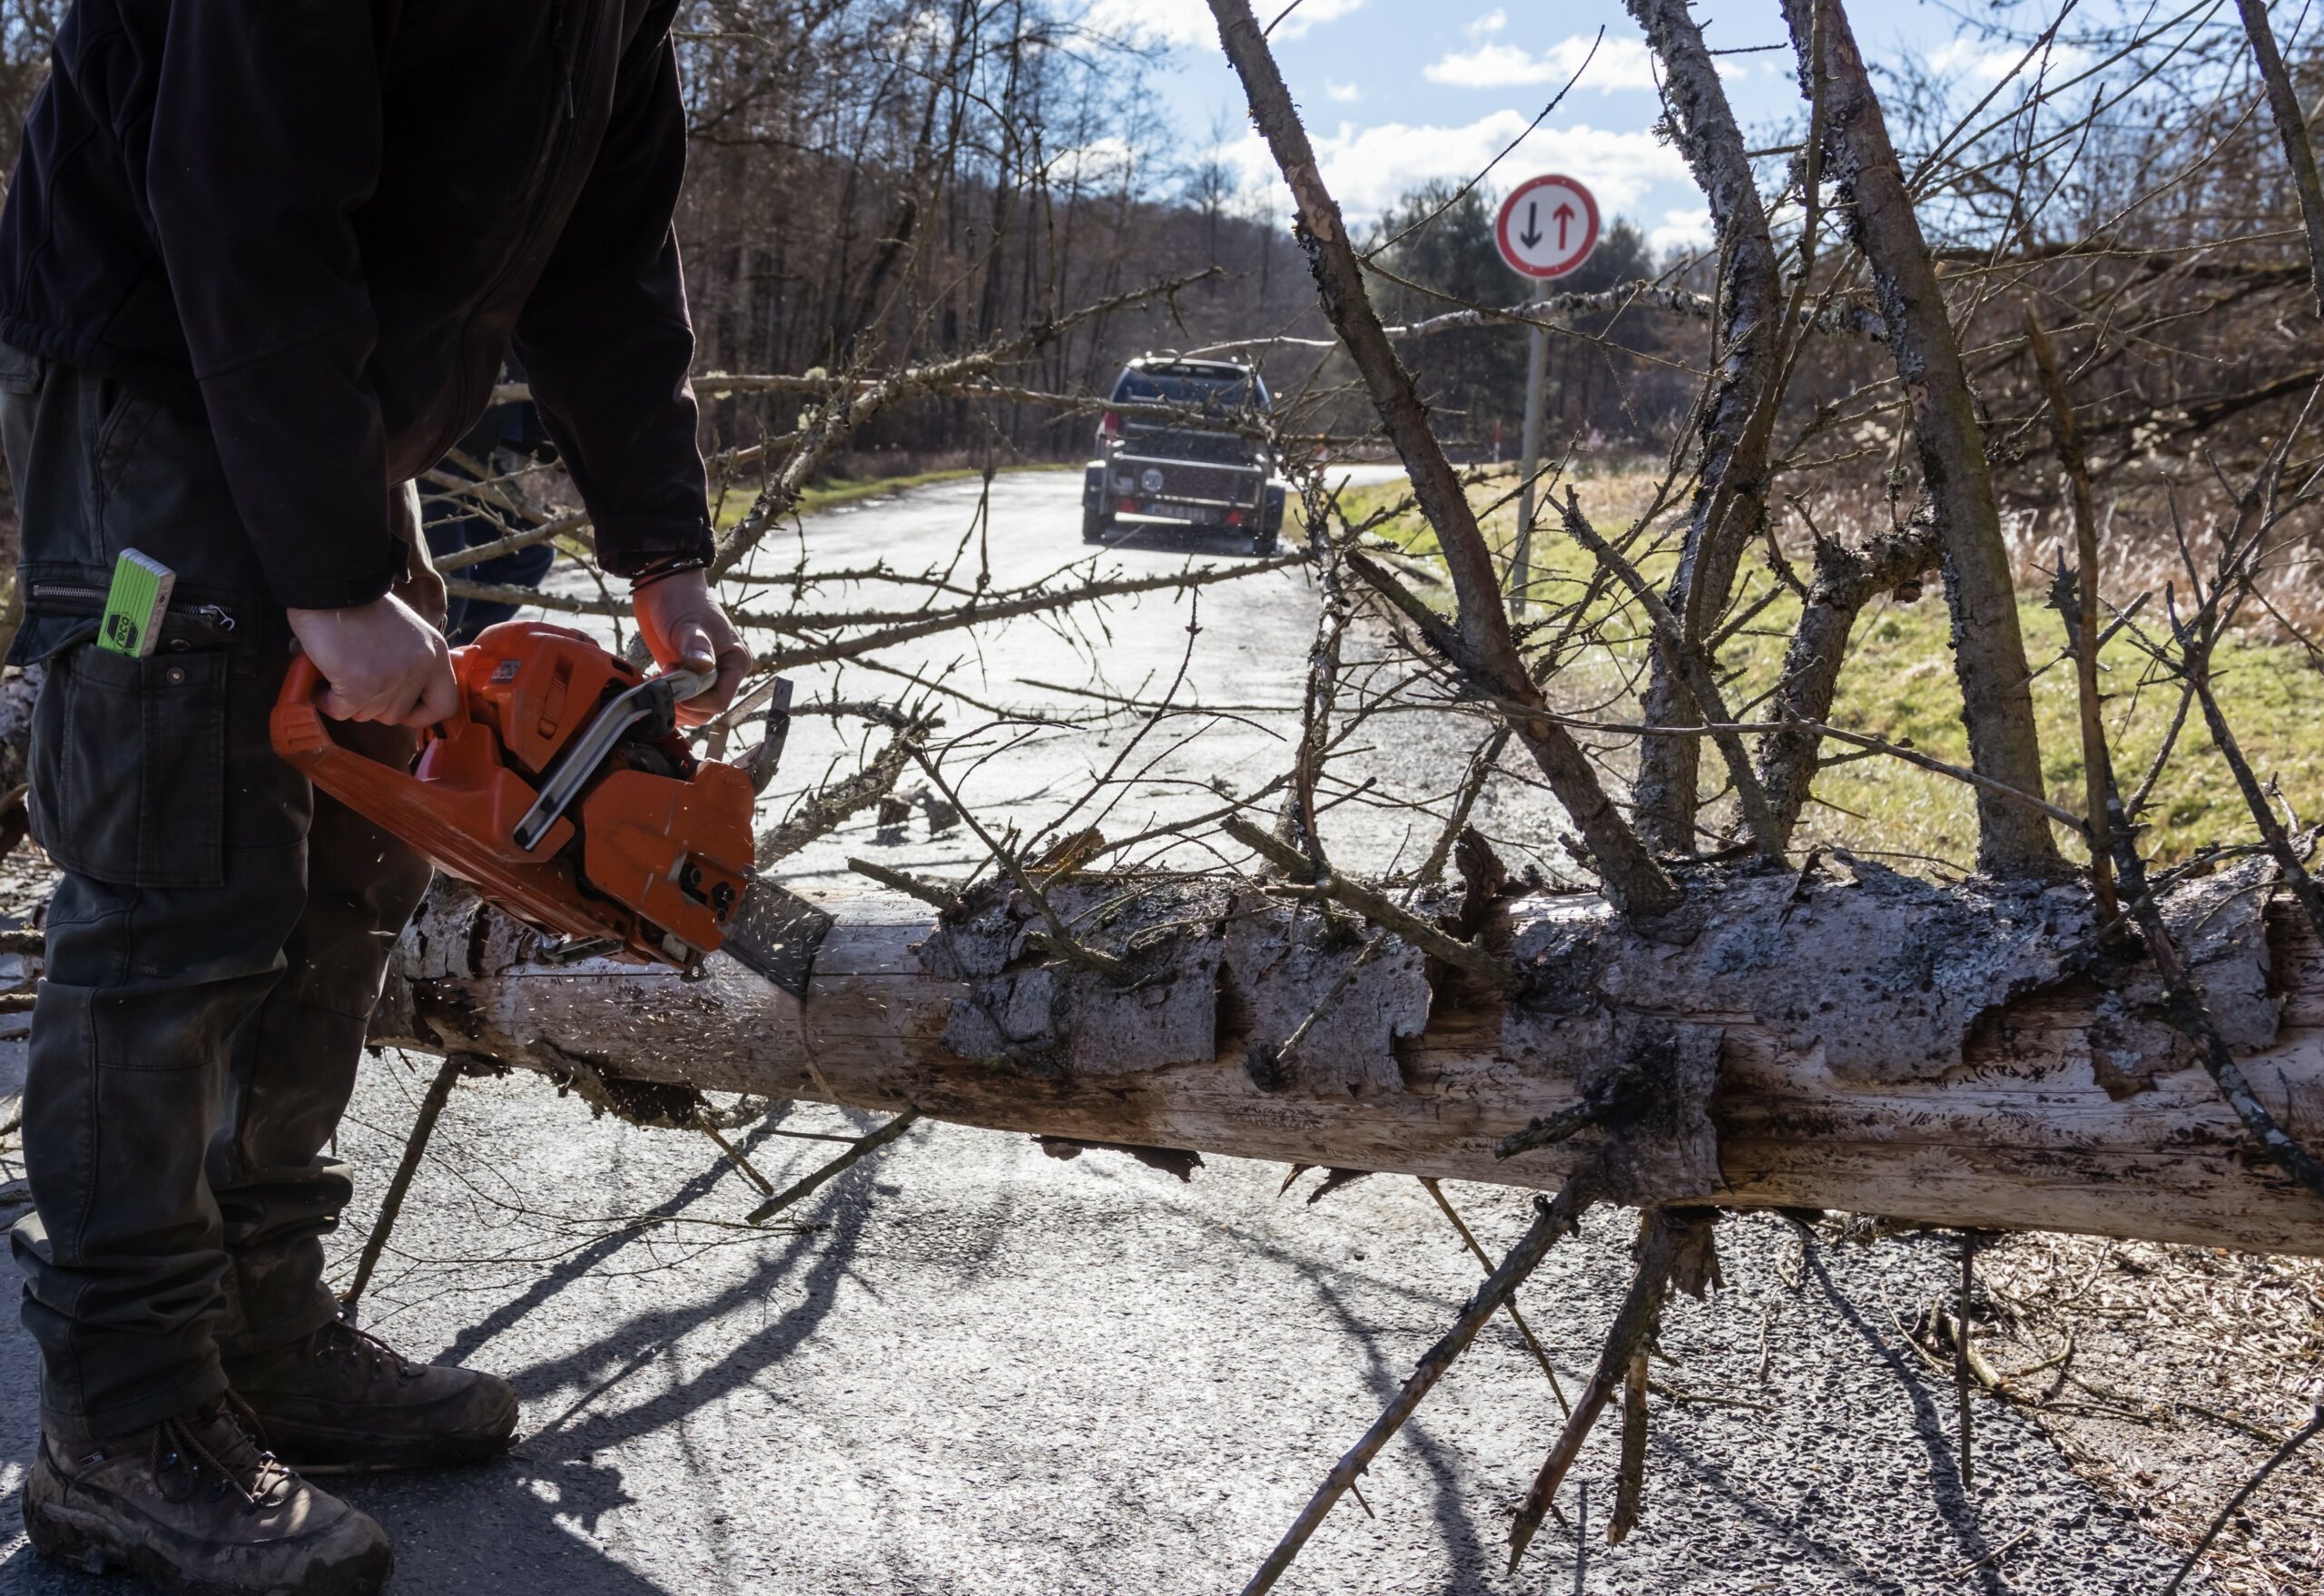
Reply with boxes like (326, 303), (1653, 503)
(288, 595), (459, 725)
(633, 569), (747, 727)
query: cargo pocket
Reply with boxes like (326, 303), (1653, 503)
(28, 645), (227, 889)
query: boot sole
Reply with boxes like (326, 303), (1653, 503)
(260, 1412), (519, 1474)
(23, 1458), (394, 1596)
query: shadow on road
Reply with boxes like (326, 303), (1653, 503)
(1804, 1236), (2014, 1596)
(347, 1114), (901, 1592)
(1086, 521), (1284, 561)
(0, 1112), (907, 1596)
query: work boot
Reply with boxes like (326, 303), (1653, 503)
(23, 1398), (393, 1595)
(224, 1316), (517, 1472)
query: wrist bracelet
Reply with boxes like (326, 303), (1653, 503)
(631, 555), (708, 591)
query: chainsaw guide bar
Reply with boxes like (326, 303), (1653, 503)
(271, 620), (829, 1000)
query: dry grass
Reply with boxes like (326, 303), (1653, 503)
(1331, 458), (2324, 870)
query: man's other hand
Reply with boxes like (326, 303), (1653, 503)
(288, 595), (459, 725)
(633, 569), (747, 726)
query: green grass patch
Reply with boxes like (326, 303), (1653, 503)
(711, 463), (1076, 529)
(1336, 467), (2324, 869)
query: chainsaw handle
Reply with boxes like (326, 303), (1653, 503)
(279, 651), (458, 738)
(282, 651), (325, 708)
(661, 666), (714, 704)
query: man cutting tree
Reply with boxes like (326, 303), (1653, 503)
(0, 2), (747, 1590)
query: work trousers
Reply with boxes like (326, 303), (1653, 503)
(0, 343), (433, 1435)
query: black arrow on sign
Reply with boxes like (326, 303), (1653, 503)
(1553, 202), (1575, 250)
(1518, 200), (1541, 249)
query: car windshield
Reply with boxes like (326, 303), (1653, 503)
(1111, 368), (1268, 412)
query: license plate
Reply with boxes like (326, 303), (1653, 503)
(1145, 503), (1216, 525)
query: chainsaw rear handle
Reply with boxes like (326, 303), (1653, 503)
(271, 647), (583, 891)
(278, 649), (481, 739)
(278, 653), (711, 723)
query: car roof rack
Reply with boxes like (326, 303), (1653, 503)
(1129, 352), (1254, 375)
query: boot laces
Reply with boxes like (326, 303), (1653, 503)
(317, 1315), (419, 1381)
(150, 1394), (295, 1510)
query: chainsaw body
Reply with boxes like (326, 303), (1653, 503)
(270, 621), (758, 972)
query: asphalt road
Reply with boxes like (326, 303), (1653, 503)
(0, 472), (2206, 1594)
(721, 466), (1569, 890)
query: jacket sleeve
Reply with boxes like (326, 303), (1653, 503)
(145, 0), (402, 611)
(513, 5), (714, 579)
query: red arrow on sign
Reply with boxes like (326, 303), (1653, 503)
(1494, 175), (1600, 281)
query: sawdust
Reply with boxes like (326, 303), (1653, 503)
(1974, 1233), (2324, 1595)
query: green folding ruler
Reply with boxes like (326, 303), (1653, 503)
(95, 548), (174, 657)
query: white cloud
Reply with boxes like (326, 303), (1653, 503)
(1925, 37), (2090, 85)
(1271, 0), (1364, 41)
(1050, 135), (1141, 188)
(1324, 78), (1362, 102)
(1465, 8), (1506, 36)
(1210, 111), (1692, 224)
(1649, 205), (1713, 255)
(1080, 0), (1213, 47)
(1084, 0), (1364, 45)
(1423, 33), (1658, 92)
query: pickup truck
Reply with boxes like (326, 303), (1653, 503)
(1082, 356), (1286, 555)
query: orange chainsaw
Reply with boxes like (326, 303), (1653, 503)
(269, 620), (829, 998)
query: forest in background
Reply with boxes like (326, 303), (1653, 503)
(0, 0), (2315, 526)
(0, 0), (1754, 478)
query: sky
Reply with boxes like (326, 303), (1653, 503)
(1081, 0), (2071, 254)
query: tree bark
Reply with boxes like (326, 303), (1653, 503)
(1783, 0), (2061, 877)
(1626, 0), (1786, 854)
(379, 864), (2324, 1257)
(2235, 0), (2324, 321)
(1758, 517), (1940, 838)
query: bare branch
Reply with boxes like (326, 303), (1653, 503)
(1627, 0), (1789, 853)
(2234, 0), (2324, 320)
(1205, 0), (1679, 919)
(1238, 1183), (1597, 1596)
(1557, 490), (1784, 862)
(2024, 310), (2120, 919)
(1783, 0), (2060, 876)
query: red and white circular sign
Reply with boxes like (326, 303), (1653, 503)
(1494, 174), (1600, 280)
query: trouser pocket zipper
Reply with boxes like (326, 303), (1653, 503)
(30, 585), (238, 636)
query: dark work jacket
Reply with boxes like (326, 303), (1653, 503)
(0, 0), (714, 609)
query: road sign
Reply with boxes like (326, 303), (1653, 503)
(1493, 174), (1600, 280)
(1496, 174), (1599, 613)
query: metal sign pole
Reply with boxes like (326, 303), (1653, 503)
(1510, 320), (1547, 615)
(1494, 173), (1597, 616)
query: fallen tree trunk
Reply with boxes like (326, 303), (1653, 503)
(374, 856), (2324, 1256)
